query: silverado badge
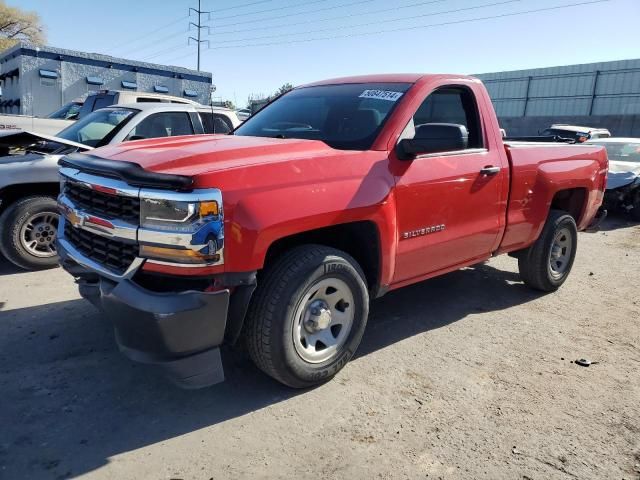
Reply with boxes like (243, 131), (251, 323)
(402, 224), (446, 240)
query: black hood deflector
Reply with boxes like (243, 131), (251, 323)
(59, 153), (193, 190)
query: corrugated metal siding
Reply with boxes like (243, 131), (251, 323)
(475, 58), (640, 117)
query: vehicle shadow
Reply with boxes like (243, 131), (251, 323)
(0, 262), (543, 479)
(0, 255), (23, 276)
(596, 212), (639, 232)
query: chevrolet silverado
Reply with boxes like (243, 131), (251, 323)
(56, 74), (608, 389)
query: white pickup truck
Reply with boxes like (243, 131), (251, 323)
(0, 90), (200, 136)
(0, 102), (240, 269)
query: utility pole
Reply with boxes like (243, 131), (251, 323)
(189, 0), (211, 71)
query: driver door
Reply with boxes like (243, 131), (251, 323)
(392, 86), (506, 284)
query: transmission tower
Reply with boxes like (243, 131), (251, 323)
(189, 0), (211, 71)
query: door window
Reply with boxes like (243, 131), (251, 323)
(200, 112), (234, 134)
(126, 112), (195, 140)
(409, 87), (483, 149)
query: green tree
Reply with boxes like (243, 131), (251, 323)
(274, 83), (294, 97)
(0, 1), (46, 52)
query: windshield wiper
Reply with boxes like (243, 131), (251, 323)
(273, 134), (286, 139)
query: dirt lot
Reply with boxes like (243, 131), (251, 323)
(0, 215), (638, 480)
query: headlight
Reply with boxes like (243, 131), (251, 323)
(138, 194), (224, 265)
(140, 198), (219, 231)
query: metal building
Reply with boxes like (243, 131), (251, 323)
(475, 58), (640, 136)
(0, 42), (212, 117)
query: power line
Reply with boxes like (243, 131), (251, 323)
(209, 0), (375, 29)
(124, 28), (188, 55)
(161, 50), (198, 66)
(211, 0), (447, 36)
(143, 43), (191, 62)
(213, 0), (522, 45)
(213, 0), (273, 13)
(207, 0), (610, 50)
(106, 15), (188, 54)
(211, 0), (331, 22)
(105, 1), (273, 56)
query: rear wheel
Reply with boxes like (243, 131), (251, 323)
(244, 245), (369, 388)
(0, 196), (60, 270)
(517, 210), (577, 292)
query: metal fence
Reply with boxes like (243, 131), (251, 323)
(476, 59), (640, 118)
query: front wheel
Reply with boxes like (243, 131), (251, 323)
(244, 245), (369, 388)
(518, 209), (577, 292)
(0, 196), (60, 270)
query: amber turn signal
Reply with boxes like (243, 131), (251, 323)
(200, 201), (219, 217)
(140, 245), (219, 264)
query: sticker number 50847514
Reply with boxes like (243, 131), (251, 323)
(358, 90), (403, 102)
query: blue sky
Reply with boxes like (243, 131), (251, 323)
(11, 0), (640, 107)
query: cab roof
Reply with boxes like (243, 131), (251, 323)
(301, 73), (477, 88)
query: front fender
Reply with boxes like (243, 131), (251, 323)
(0, 153), (61, 191)
(224, 162), (397, 286)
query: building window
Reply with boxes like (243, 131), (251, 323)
(86, 76), (104, 85)
(121, 80), (137, 89)
(154, 85), (169, 93)
(39, 69), (58, 79)
(39, 70), (58, 87)
(183, 89), (198, 97)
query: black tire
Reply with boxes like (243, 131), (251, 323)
(244, 245), (369, 388)
(518, 209), (577, 292)
(0, 196), (60, 271)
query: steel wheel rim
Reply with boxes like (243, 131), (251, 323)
(19, 212), (59, 258)
(548, 227), (572, 279)
(292, 277), (355, 364)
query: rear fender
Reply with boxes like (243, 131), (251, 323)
(498, 157), (604, 254)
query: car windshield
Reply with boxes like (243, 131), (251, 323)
(233, 82), (412, 150)
(56, 108), (136, 147)
(590, 141), (640, 163)
(48, 102), (83, 120)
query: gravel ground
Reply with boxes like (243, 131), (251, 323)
(0, 215), (638, 480)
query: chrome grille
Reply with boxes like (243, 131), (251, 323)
(63, 222), (137, 275)
(64, 182), (140, 223)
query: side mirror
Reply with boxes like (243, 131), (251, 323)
(126, 135), (146, 141)
(397, 123), (469, 160)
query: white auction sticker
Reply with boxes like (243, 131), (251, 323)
(358, 90), (403, 102)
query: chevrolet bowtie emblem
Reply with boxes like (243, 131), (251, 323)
(66, 209), (85, 228)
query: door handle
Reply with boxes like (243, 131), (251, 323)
(480, 166), (501, 176)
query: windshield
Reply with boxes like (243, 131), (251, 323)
(56, 108), (136, 147)
(48, 102), (83, 120)
(590, 141), (640, 163)
(234, 82), (411, 150)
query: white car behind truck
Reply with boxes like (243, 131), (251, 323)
(0, 90), (201, 137)
(0, 103), (239, 270)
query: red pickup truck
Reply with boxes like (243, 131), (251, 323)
(56, 74), (608, 389)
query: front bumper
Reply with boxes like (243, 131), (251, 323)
(61, 253), (230, 389)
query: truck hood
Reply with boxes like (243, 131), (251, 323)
(88, 134), (342, 176)
(0, 129), (91, 152)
